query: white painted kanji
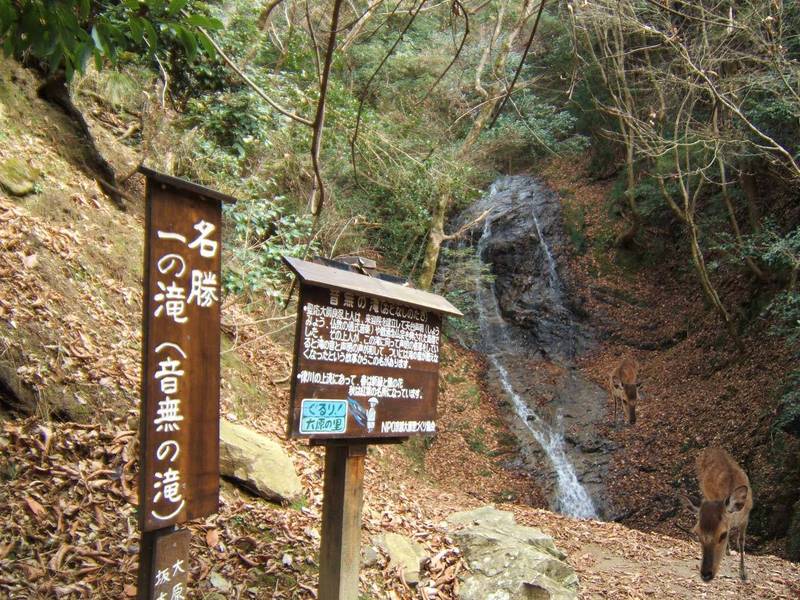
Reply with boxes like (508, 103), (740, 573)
(154, 397), (183, 432)
(153, 281), (188, 324)
(171, 559), (185, 576)
(157, 253), (186, 277)
(153, 467), (183, 504)
(155, 356), (184, 394)
(156, 440), (180, 462)
(157, 231), (188, 244)
(186, 270), (218, 308)
(187, 220), (217, 258)
(155, 568), (170, 586)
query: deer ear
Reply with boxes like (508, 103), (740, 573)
(680, 492), (699, 515)
(726, 485), (748, 513)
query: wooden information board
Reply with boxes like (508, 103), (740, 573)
(284, 257), (461, 441)
(138, 167), (235, 532)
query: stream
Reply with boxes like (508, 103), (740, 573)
(457, 176), (612, 519)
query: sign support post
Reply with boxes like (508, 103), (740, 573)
(283, 256), (462, 599)
(136, 167), (236, 600)
(318, 443), (366, 600)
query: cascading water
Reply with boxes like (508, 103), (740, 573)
(473, 183), (598, 519)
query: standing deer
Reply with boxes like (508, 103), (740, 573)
(608, 358), (642, 425)
(681, 447), (753, 582)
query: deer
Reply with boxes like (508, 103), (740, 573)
(681, 447), (753, 582)
(608, 358), (643, 425)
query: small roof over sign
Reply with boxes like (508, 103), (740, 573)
(139, 166), (237, 204)
(283, 256), (463, 317)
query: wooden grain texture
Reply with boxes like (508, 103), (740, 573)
(284, 256), (462, 315)
(138, 175), (224, 531)
(137, 527), (190, 600)
(288, 283), (442, 440)
(318, 444), (366, 600)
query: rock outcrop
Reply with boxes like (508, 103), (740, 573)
(447, 506), (579, 600)
(219, 420), (302, 503)
(374, 532), (428, 585)
(0, 158), (39, 197)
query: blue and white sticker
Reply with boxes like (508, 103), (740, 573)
(299, 399), (348, 434)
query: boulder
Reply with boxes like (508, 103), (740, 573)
(219, 420), (302, 503)
(447, 506), (579, 600)
(375, 532), (427, 585)
(0, 158), (40, 197)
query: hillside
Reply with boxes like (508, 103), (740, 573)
(1, 55), (800, 599)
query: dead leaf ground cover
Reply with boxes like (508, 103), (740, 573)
(1, 56), (798, 598)
(539, 156), (800, 556)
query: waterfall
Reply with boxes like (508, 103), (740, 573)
(474, 190), (597, 520)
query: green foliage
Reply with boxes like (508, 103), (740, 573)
(562, 202), (587, 255)
(223, 197), (318, 299)
(0, 0), (221, 80)
(186, 91), (273, 157)
(465, 426), (488, 454)
(481, 92), (588, 165)
(435, 245), (493, 345)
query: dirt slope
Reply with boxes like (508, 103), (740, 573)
(540, 157), (800, 557)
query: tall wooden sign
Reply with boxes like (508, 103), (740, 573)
(284, 256), (461, 600)
(137, 167), (235, 599)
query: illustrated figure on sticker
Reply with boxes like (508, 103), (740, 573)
(367, 397), (379, 432)
(346, 396), (379, 432)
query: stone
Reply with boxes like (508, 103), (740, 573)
(363, 545), (380, 568)
(209, 571), (232, 593)
(219, 420), (302, 503)
(375, 532), (427, 585)
(0, 158), (40, 197)
(446, 506), (579, 600)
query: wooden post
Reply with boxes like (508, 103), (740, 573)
(318, 443), (367, 600)
(137, 527), (190, 600)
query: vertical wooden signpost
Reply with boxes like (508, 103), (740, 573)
(284, 256), (462, 600)
(137, 167), (236, 600)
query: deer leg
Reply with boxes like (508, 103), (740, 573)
(739, 527), (747, 581)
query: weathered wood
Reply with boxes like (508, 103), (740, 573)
(284, 256), (462, 316)
(139, 176), (225, 531)
(288, 283), (442, 440)
(318, 444), (366, 600)
(137, 527), (190, 600)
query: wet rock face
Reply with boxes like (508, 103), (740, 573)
(465, 177), (591, 362)
(486, 357), (612, 518)
(456, 176), (611, 518)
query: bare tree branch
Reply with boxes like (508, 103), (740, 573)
(309, 0), (346, 216)
(487, 0), (547, 129)
(196, 26), (313, 126)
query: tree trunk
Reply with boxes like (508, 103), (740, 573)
(418, 191), (449, 290)
(686, 215), (742, 348)
(738, 171), (761, 232)
(614, 125), (639, 247)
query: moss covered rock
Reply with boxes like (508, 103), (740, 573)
(0, 158), (40, 196)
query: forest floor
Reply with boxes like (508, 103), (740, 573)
(0, 57), (799, 598)
(538, 157), (799, 557)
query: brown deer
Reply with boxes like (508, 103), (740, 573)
(608, 358), (642, 425)
(681, 447), (753, 582)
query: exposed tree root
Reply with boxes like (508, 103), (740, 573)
(36, 74), (126, 211)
